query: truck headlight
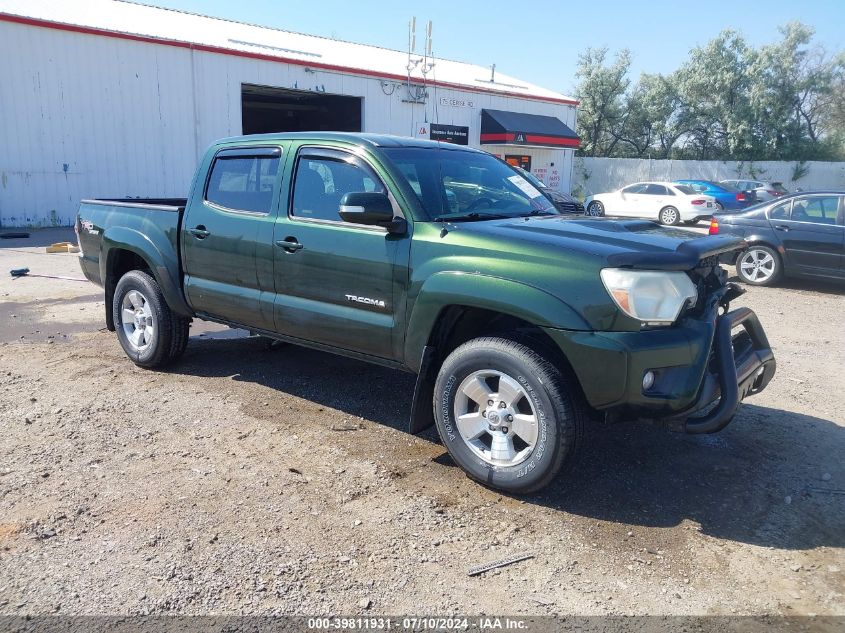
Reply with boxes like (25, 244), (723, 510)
(600, 269), (698, 325)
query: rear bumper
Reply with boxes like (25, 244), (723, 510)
(544, 301), (776, 433)
(680, 208), (714, 221)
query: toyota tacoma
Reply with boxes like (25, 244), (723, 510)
(75, 133), (776, 493)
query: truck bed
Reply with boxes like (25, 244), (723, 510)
(76, 198), (189, 324)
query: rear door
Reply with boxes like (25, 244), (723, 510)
(271, 145), (409, 360)
(641, 183), (673, 219)
(772, 194), (844, 278)
(182, 145), (285, 330)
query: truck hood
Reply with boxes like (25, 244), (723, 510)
(451, 216), (746, 271)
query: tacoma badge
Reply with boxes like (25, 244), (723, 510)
(345, 294), (386, 308)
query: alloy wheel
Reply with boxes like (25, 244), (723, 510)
(121, 290), (156, 351)
(660, 207), (678, 224)
(453, 369), (539, 467)
(739, 249), (776, 283)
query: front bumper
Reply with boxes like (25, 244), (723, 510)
(544, 301), (776, 433)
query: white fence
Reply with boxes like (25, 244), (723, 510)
(571, 158), (845, 198)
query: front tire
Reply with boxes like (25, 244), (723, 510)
(736, 245), (781, 286)
(586, 201), (605, 217)
(113, 270), (190, 368)
(659, 206), (680, 225)
(433, 337), (585, 494)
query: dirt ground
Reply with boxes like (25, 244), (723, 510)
(0, 228), (842, 617)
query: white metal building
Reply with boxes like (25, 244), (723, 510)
(0, 0), (579, 228)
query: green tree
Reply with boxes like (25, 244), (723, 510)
(572, 23), (844, 161)
(616, 73), (687, 158)
(674, 30), (757, 159)
(574, 47), (631, 156)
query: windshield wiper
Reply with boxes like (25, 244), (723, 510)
(520, 209), (557, 217)
(433, 212), (511, 222)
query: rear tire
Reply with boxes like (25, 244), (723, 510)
(659, 206), (680, 225)
(736, 245), (782, 286)
(113, 270), (189, 368)
(433, 337), (586, 494)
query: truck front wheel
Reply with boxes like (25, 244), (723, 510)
(433, 337), (585, 494)
(113, 270), (189, 368)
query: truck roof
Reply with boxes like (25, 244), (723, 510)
(215, 132), (485, 152)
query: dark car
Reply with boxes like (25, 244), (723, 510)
(675, 179), (756, 212)
(515, 167), (585, 214)
(710, 191), (845, 286)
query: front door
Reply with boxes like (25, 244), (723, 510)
(616, 183), (648, 216)
(773, 194), (844, 278)
(271, 146), (409, 360)
(182, 145), (285, 330)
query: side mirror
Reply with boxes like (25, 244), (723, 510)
(339, 192), (405, 233)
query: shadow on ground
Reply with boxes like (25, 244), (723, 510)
(0, 227), (76, 249)
(174, 333), (844, 552)
(727, 273), (845, 296)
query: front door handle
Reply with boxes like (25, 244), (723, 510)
(275, 237), (304, 253)
(773, 224), (790, 232)
(188, 226), (210, 239)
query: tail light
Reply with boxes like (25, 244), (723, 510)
(736, 192), (746, 202)
(708, 218), (719, 235)
(767, 190), (782, 197)
(691, 199), (706, 205)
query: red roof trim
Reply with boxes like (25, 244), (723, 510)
(481, 132), (580, 148)
(0, 13), (580, 106)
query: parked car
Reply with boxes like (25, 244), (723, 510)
(674, 179), (756, 212)
(75, 132), (776, 494)
(584, 181), (717, 225)
(514, 167), (585, 214)
(721, 179), (788, 202)
(709, 191), (845, 286)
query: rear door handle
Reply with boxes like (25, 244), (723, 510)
(188, 226), (210, 239)
(773, 224), (790, 232)
(275, 237), (303, 253)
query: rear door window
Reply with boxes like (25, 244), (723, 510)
(791, 196), (840, 224)
(205, 149), (281, 213)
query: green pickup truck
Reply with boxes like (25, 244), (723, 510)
(76, 133), (776, 493)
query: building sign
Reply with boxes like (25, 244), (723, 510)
(533, 166), (549, 185)
(505, 155), (532, 171)
(547, 165), (561, 189)
(415, 122), (470, 145)
(439, 97), (475, 108)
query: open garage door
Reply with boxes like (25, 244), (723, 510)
(241, 84), (362, 134)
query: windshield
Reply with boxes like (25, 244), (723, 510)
(674, 184), (697, 195)
(514, 166), (547, 190)
(382, 147), (557, 220)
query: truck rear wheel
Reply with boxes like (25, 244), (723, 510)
(113, 270), (189, 368)
(433, 337), (585, 494)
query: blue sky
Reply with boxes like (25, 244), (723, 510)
(134, 0), (844, 97)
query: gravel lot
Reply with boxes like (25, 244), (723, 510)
(0, 229), (843, 617)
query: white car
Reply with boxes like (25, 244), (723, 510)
(584, 182), (717, 225)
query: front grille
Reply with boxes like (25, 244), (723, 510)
(555, 201), (585, 214)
